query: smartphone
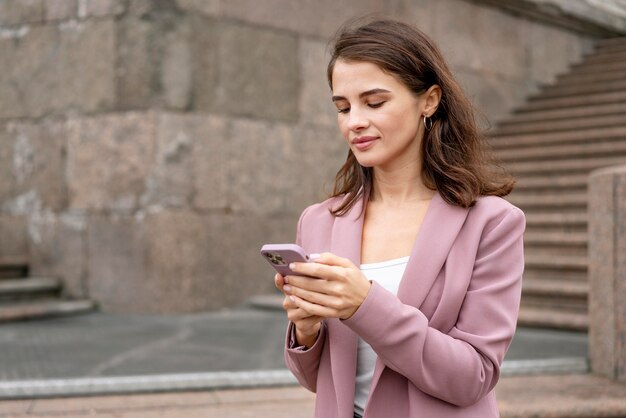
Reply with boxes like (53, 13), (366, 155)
(260, 243), (310, 276)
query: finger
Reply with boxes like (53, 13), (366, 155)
(274, 273), (285, 290)
(315, 252), (355, 268)
(290, 294), (338, 318)
(284, 274), (333, 294)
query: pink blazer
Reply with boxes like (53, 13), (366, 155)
(284, 192), (525, 417)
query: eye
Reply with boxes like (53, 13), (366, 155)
(368, 101), (385, 108)
(337, 107), (350, 114)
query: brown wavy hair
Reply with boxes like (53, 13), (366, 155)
(327, 18), (514, 216)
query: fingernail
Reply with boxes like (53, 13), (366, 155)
(289, 263), (296, 271)
(289, 295), (296, 303)
(309, 253), (321, 261)
(283, 284), (292, 292)
(283, 276), (289, 284)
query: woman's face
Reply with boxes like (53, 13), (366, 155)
(331, 59), (429, 172)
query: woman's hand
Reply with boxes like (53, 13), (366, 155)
(275, 273), (322, 348)
(283, 252), (372, 320)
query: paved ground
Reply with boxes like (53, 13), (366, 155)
(0, 296), (612, 417)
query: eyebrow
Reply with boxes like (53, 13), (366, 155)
(331, 88), (391, 102)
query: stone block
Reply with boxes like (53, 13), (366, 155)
(432, 0), (526, 81)
(44, 0), (77, 21)
(0, 119), (68, 212)
(67, 112), (157, 211)
(141, 112), (199, 208)
(200, 0), (385, 38)
(189, 114), (230, 211)
(116, 13), (192, 111)
(384, 0), (436, 35)
(29, 212), (88, 298)
(0, 20), (115, 119)
(77, 0), (125, 18)
(589, 164), (626, 381)
(0, 215), (28, 258)
(299, 39), (337, 127)
(453, 69), (530, 125)
(293, 123), (346, 206)
(87, 214), (147, 312)
(115, 17), (157, 110)
(0, 0), (44, 25)
(86, 209), (296, 313)
(193, 19), (299, 121)
(227, 118), (302, 215)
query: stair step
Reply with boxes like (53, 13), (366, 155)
(514, 174), (588, 191)
(503, 102), (626, 125)
(0, 277), (61, 300)
(595, 37), (626, 50)
(507, 192), (587, 209)
(524, 212), (587, 228)
(524, 253), (588, 270)
(517, 306), (588, 331)
(497, 140), (626, 162)
(491, 126), (626, 149)
(579, 50), (626, 65)
(0, 299), (96, 322)
(535, 79), (626, 100)
(523, 90), (626, 112)
(522, 277), (588, 298)
(569, 59), (626, 75)
(0, 256), (29, 279)
(507, 156), (626, 175)
(523, 231), (587, 246)
(491, 113), (626, 136)
(555, 68), (626, 87)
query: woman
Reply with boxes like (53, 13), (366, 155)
(275, 18), (525, 418)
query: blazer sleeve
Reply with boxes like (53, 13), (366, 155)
(343, 206), (525, 407)
(283, 204), (326, 393)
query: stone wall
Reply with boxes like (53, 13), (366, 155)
(0, 0), (604, 312)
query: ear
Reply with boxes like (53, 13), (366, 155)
(423, 85), (442, 117)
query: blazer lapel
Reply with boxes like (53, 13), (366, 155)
(327, 194), (366, 413)
(368, 192), (469, 397)
(397, 191), (469, 308)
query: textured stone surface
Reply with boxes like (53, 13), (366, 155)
(181, 0), (385, 38)
(116, 10), (192, 111)
(528, 21), (595, 85)
(67, 112), (157, 211)
(0, 20), (116, 119)
(141, 113), (197, 208)
(77, 0), (125, 18)
(0, 119), (68, 212)
(29, 212), (88, 298)
(189, 114), (230, 211)
(0, 215), (28, 258)
(0, 0), (44, 25)
(298, 39), (336, 127)
(87, 214), (147, 312)
(589, 165), (626, 381)
(44, 0), (77, 20)
(87, 209), (296, 313)
(193, 19), (300, 121)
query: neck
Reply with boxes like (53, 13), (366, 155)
(369, 163), (434, 205)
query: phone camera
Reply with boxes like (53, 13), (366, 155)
(264, 252), (286, 266)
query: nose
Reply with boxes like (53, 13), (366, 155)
(346, 107), (369, 131)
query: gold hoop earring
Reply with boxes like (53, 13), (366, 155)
(423, 115), (433, 131)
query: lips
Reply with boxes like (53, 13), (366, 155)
(351, 136), (378, 151)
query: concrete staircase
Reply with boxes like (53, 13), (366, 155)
(0, 256), (95, 322)
(489, 37), (626, 331)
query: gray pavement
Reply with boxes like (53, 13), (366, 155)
(0, 297), (588, 399)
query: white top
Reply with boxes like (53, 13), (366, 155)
(354, 256), (410, 416)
